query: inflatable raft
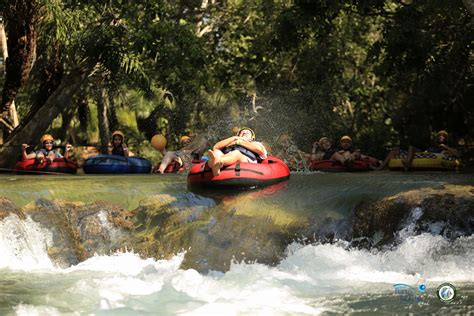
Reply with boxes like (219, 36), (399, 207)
(187, 156), (290, 189)
(14, 158), (78, 174)
(388, 152), (461, 171)
(83, 155), (152, 174)
(309, 158), (379, 172)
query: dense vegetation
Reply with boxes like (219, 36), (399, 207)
(0, 0), (472, 166)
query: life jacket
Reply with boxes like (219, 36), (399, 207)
(112, 145), (125, 156)
(223, 145), (262, 163)
(322, 148), (336, 160)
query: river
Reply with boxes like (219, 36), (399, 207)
(0, 172), (473, 315)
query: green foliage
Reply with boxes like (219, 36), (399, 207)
(4, 0), (473, 161)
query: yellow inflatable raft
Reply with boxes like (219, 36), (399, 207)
(388, 152), (462, 171)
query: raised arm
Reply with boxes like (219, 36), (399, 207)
(22, 144), (36, 160)
(213, 136), (238, 151)
(122, 143), (129, 158)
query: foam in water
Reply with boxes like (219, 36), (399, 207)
(1, 216), (472, 314)
(0, 215), (54, 270)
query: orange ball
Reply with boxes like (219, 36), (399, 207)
(151, 134), (167, 151)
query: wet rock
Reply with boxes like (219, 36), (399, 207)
(131, 193), (216, 262)
(352, 185), (474, 248)
(0, 197), (25, 220)
(181, 208), (298, 272)
(22, 199), (133, 267)
(130, 192), (308, 273)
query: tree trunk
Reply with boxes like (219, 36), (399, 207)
(12, 41), (64, 136)
(77, 90), (89, 143)
(107, 90), (118, 132)
(56, 107), (76, 142)
(0, 20), (19, 129)
(0, 59), (97, 168)
(1, 0), (39, 120)
(95, 86), (110, 153)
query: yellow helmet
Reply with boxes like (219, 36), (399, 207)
(340, 135), (352, 142)
(112, 130), (125, 139)
(437, 130), (448, 138)
(319, 137), (330, 147)
(238, 127), (256, 140)
(180, 135), (191, 144)
(40, 134), (54, 144)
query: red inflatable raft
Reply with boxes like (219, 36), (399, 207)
(14, 158), (78, 174)
(187, 156), (290, 189)
(309, 158), (379, 172)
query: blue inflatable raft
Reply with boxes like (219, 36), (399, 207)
(83, 155), (152, 174)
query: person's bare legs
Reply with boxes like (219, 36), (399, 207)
(332, 152), (346, 165)
(402, 146), (416, 171)
(208, 149), (248, 176)
(372, 149), (399, 171)
(207, 149), (224, 176)
(157, 151), (178, 173)
(46, 153), (55, 164)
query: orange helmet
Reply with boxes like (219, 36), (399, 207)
(238, 127), (256, 140)
(340, 135), (352, 142)
(40, 134), (54, 144)
(180, 135), (191, 145)
(437, 130), (448, 138)
(112, 130), (125, 139)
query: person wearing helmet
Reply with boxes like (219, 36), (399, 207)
(311, 137), (336, 161)
(155, 135), (208, 173)
(374, 130), (460, 171)
(426, 130), (460, 157)
(21, 134), (72, 163)
(107, 131), (129, 157)
(207, 127), (267, 176)
(332, 135), (361, 166)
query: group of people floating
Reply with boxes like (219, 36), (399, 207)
(304, 130), (460, 171)
(21, 127), (461, 174)
(309, 135), (376, 167)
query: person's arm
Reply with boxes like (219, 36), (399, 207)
(213, 136), (239, 151)
(310, 142), (319, 161)
(238, 140), (266, 157)
(440, 144), (461, 158)
(123, 143), (129, 158)
(64, 143), (72, 159)
(22, 144), (36, 160)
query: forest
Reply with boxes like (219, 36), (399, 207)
(0, 0), (472, 167)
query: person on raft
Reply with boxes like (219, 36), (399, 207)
(332, 135), (362, 166)
(374, 130), (460, 171)
(107, 130), (129, 157)
(426, 130), (460, 157)
(22, 134), (72, 163)
(155, 135), (205, 173)
(311, 137), (336, 161)
(207, 127), (267, 176)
